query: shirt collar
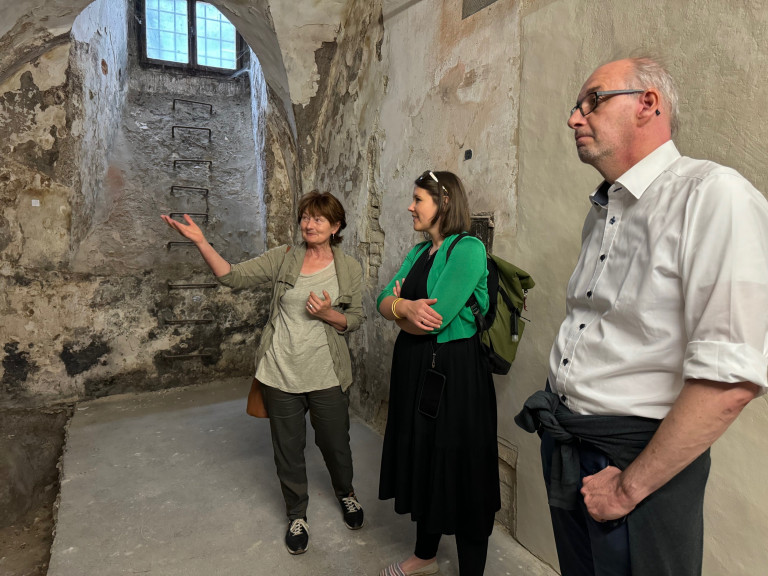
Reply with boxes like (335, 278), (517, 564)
(590, 140), (681, 207)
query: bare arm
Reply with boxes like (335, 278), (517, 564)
(581, 378), (760, 521)
(378, 279), (442, 333)
(161, 214), (231, 277)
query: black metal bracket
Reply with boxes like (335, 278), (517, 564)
(172, 99), (213, 114)
(172, 125), (212, 141)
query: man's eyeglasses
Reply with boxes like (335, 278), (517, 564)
(569, 89), (645, 118)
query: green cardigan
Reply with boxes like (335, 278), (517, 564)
(377, 233), (489, 343)
(218, 244), (364, 391)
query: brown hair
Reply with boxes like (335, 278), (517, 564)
(413, 170), (471, 238)
(296, 191), (347, 245)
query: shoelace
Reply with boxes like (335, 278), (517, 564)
(289, 519), (308, 535)
(341, 496), (362, 513)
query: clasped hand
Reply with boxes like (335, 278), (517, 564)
(580, 465), (636, 522)
(306, 290), (333, 319)
(392, 279), (442, 331)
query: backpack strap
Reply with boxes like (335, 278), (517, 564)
(467, 294), (488, 332)
(445, 232), (487, 332)
(446, 232), (470, 261)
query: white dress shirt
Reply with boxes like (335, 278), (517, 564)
(549, 140), (768, 418)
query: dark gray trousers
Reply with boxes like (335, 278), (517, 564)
(262, 384), (354, 521)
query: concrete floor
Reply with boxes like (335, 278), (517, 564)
(48, 378), (557, 576)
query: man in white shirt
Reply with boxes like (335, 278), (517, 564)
(517, 57), (768, 575)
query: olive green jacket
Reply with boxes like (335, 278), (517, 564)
(217, 244), (364, 391)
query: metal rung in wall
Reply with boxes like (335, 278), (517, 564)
(172, 126), (212, 141)
(172, 99), (213, 114)
(162, 352), (213, 360)
(168, 212), (209, 224)
(173, 159), (212, 170)
(167, 241), (214, 250)
(163, 313), (215, 325)
(167, 282), (219, 290)
(171, 186), (209, 197)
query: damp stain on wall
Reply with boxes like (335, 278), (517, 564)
(2, 342), (37, 393)
(59, 337), (111, 376)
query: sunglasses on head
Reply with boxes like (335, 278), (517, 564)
(417, 171), (448, 194)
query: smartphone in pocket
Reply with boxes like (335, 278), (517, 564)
(418, 369), (446, 418)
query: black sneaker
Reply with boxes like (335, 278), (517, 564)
(340, 493), (364, 530)
(285, 518), (309, 554)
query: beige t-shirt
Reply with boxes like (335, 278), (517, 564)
(256, 261), (340, 393)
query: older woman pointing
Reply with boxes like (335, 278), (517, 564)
(161, 191), (364, 556)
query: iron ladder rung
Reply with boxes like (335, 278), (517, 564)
(172, 99), (213, 114)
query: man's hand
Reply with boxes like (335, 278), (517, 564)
(581, 465), (636, 522)
(580, 379), (758, 524)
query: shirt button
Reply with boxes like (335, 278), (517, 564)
(579, 323), (586, 329)
(600, 254), (606, 261)
(562, 358), (569, 366)
(586, 291), (593, 298)
(609, 217), (616, 224)
(560, 394), (567, 402)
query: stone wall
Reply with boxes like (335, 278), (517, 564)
(0, 0), (281, 407)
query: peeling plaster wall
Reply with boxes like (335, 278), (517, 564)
(0, 42), (79, 274)
(514, 0), (768, 572)
(269, 0), (350, 106)
(263, 84), (301, 247)
(70, 0), (129, 247)
(1, 0), (278, 407)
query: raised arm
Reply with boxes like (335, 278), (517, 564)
(161, 214), (231, 277)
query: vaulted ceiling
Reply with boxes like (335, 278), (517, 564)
(0, 0), (354, 117)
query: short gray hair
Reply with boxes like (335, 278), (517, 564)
(625, 56), (679, 137)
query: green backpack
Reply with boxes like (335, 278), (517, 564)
(448, 233), (535, 375)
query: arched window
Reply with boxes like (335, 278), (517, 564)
(139, 0), (243, 71)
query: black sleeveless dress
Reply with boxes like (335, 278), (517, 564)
(378, 248), (500, 536)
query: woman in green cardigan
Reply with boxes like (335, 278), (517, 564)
(377, 171), (500, 576)
(161, 191), (364, 556)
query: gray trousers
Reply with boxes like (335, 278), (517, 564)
(262, 384), (354, 521)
